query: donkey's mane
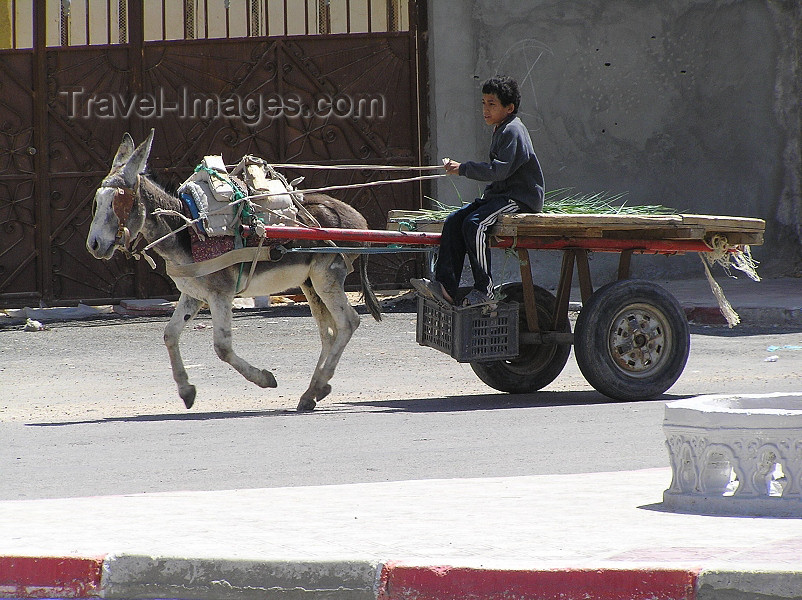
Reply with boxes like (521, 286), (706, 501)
(132, 175), (192, 255)
(136, 174), (187, 228)
(139, 174), (181, 211)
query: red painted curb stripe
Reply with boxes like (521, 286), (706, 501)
(684, 306), (727, 325)
(378, 565), (698, 600)
(0, 556), (104, 598)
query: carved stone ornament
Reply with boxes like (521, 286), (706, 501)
(663, 392), (802, 517)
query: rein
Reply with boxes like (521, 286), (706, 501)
(109, 163), (442, 277)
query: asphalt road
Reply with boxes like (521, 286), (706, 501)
(3, 303), (802, 501)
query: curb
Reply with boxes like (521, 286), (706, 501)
(378, 564), (699, 600)
(102, 556), (380, 600)
(684, 305), (802, 327)
(113, 299), (177, 317)
(2, 304), (795, 329)
(2, 301), (798, 329)
(6, 555), (801, 600)
(0, 556), (104, 599)
(684, 306), (729, 326)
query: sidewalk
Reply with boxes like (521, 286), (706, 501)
(660, 276), (802, 328)
(2, 276), (801, 328)
(1, 469), (801, 599)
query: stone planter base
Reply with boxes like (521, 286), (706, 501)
(663, 392), (802, 517)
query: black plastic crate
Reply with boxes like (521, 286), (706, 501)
(416, 297), (520, 362)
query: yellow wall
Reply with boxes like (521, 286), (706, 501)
(0, 0), (409, 49)
(0, 0), (12, 48)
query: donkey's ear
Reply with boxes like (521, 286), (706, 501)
(121, 129), (155, 186)
(111, 133), (135, 168)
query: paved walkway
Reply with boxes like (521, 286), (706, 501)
(661, 276), (802, 327)
(2, 276), (802, 599)
(2, 469), (801, 599)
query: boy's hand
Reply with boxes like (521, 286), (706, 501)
(443, 158), (461, 175)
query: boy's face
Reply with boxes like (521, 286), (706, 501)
(482, 93), (515, 126)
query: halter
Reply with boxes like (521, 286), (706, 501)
(104, 179), (157, 269)
(112, 186), (136, 250)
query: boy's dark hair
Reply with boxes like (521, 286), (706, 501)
(482, 76), (521, 114)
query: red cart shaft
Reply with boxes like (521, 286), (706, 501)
(263, 224), (712, 254)
(264, 225), (441, 246)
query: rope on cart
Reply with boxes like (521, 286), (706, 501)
(247, 173), (447, 204)
(226, 163), (446, 171)
(143, 170), (446, 253)
(698, 235), (761, 328)
(703, 235), (760, 281)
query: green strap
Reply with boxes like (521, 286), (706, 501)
(194, 165), (256, 249)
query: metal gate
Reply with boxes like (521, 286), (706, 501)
(0, 0), (427, 307)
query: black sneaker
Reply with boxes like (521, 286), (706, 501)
(461, 289), (497, 308)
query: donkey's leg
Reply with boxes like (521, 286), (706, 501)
(164, 293), (203, 409)
(207, 294), (278, 389)
(297, 281), (336, 411)
(297, 257), (360, 411)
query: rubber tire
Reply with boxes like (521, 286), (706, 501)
(470, 283), (572, 394)
(573, 279), (690, 401)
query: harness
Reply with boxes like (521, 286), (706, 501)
(112, 186), (135, 247)
(108, 180), (156, 269)
(104, 164), (356, 293)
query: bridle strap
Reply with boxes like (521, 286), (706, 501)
(107, 181), (156, 269)
(112, 186), (135, 247)
(112, 187), (135, 226)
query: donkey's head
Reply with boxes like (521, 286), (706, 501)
(86, 129), (154, 259)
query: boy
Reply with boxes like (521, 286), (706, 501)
(412, 76), (545, 306)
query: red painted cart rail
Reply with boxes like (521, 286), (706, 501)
(262, 223), (713, 254)
(263, 208), (766, 255)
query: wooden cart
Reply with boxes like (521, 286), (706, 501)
(261, 212), (764, 401)
(386, 211), (765, 402)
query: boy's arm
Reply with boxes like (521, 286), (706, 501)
(459, 130), (524, 182)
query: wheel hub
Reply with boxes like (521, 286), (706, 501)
(609, 307), (668, 375)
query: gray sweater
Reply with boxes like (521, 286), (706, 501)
(458, 115), (544, 212)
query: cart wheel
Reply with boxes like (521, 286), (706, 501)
(470, 283), (571, 394)
(573, 279), (689, 401)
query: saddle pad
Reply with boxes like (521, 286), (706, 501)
(190, 234), (236, 264)
(188, 228), (259, 263)
(188, 228), (295, 265)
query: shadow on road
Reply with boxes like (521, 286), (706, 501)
(25, 390), (692, 427)
(338, 390), (691, 413)
(26, 408), (297, 427)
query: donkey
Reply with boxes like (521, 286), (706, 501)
(87, 130), (382, 411)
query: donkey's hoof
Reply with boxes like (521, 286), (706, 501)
(180, 385), (197, 409)
(258, 369), (278, 388)
(296, 396), (317, 412)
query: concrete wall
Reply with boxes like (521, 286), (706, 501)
(427, 0), (802, 286)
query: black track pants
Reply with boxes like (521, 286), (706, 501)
(434, 197), (519, 299)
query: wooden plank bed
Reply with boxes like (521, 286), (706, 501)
(388, 210), (765, 248)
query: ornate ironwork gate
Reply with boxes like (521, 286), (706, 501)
(0, 0), (427, 307)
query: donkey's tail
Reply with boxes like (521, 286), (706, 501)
(359, 254), (382, 322)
